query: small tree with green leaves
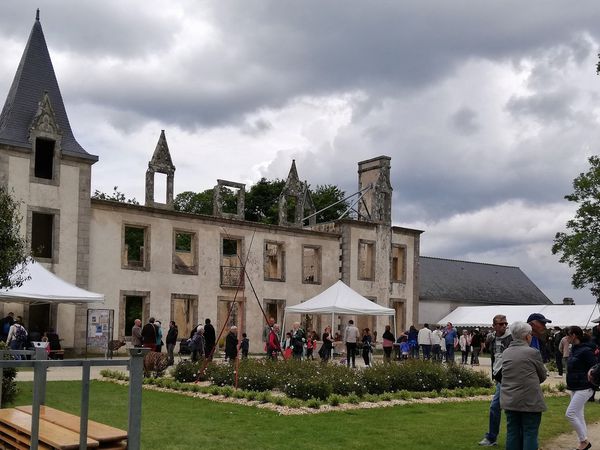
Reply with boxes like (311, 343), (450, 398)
(92, 186), (139, 205)
(0, 186), (29, 289)
(552, 155), (600, 299)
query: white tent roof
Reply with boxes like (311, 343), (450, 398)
(0, 260), (104, 304)
(285, 280), (395, 316)
(439, 304), (600, 329)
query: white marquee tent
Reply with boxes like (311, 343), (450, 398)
(283, 280), (395, 334)
(439, 304), (600, 329)
(0, 260), (104, 304)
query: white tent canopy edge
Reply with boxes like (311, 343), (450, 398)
(0, 259), (104, 304)
(439, 304), (600, 329)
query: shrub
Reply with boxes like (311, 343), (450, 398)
(446, 364), (492, 389)
(283, 377), (332, 400)
(171, 361), (203, 383)
(207, 363), (235, 386)
(237, 359), (278, 391)
(306, 398), (321, 409)
(395, 360), (448, 392)
(327, 394), (341, 406)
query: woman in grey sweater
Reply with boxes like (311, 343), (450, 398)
(500, 321), (547, 450)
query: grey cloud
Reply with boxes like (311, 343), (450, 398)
(506, 90), (576, 123)
(240, 118), (273, 136)
(449, 107), (480, 135)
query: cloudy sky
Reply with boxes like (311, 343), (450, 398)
(1, 1), (599, 304)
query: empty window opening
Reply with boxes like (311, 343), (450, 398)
(391, 245), (406, 282)
(264, 241), (284, 280)
(358, 240), (375, 280)
(172, 297), (197, 339)
(221, 237), (243, 288)
(34, 138), (55, 179)
(124, 226), (146, 267)
(286, 196), (298, 223)
(124, 296), (143, 337)
(31, 212), (53, 258)
(302, 245), (321, 284)
(221, 186), (239, 215)
(174, 231), (196, 274)
(154, 172), (167, 204)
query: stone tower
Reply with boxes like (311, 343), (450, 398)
(357, 156), (392, 225)
(145, 130), (175, 208)
(278, 160), (315, 227)
(0, 10), (99, 353)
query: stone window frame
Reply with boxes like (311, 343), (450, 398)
(220, 233), (245, 289)
(262, 299), (286, 328)
(172, 228), (198, 275)
(29, 132), (62, 187)
(121, 222), (151, 271)
(390, 244), (407, 283)
(213, 179), (245, 219)
(119, 289), (151, 340)
(170, 293), (198, 336)
(27, 206), (60, 263)
(301, 244), (322, 285)
(389, 298), (407, 337)
(357, 239), (376, 281)
(263, 240), (286, 282)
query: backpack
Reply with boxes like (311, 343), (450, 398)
(14, 325), (27, 344)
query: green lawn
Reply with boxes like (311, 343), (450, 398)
(10, 381), (599, 449)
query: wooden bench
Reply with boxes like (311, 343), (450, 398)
(0, 408), (98, 449)
(15, 406), (127, 448)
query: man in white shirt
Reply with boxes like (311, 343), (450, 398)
(417, 324), (432, 359)
(431, 325), (443, 362)
(344, 320), (360, 368)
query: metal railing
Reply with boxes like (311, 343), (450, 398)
(0, 347), (148, 450)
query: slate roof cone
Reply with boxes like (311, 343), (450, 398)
(0, 10), (97, 161)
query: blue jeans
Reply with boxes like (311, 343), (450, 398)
(486, 382), (501, 442)
(505, 410), (542, 450)
(420, 344), (431, 359)
(445, 343), (455, 362)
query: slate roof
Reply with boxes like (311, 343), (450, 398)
(0, 13), (97, 161)
(420, 256), (552, 305)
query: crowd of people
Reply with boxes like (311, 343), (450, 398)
(0, 311), (62, 359)
(477, 312), (600, 450)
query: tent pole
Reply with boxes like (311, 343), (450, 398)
(331, 312), (334, 360)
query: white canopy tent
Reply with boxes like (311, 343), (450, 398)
(0, 260), (104, 304)
(439, 304), (600, 329)
(283, 280), (395, 337)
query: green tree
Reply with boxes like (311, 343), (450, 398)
(0, 187), (29, 289)
(245, 178), (285, 224)
(174, 189), (213, 215)
(92, 186), (139, 205)
(552, 155), (600, 299)
(311, 184), (349, 222)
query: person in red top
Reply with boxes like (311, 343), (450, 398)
(267, 324), (281, 360)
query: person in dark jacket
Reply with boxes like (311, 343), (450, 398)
(319, 325), (334, 362)
(189, 325), (205, 362)
(362, 328), (373, 367)
(141, 317), (157, 351)
(565, 326), (595, 450)
(203, 318), (216, 360)
(225, 326), (238, 362)
(166, 321), (178, 365)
